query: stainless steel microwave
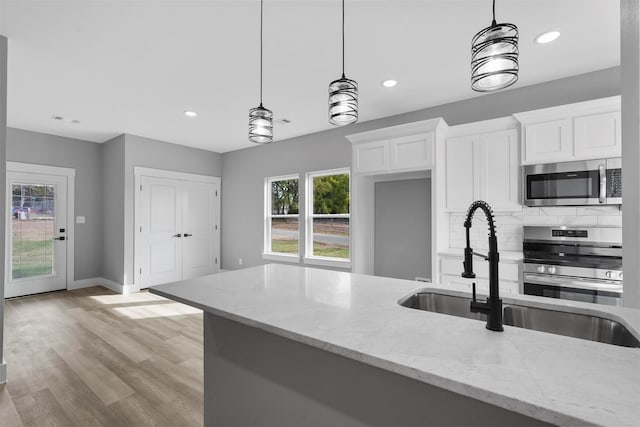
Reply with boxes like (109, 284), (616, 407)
(523, 158), (622, 206)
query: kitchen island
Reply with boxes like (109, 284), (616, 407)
(150, 264), (640, 427)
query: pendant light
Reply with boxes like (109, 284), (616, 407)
(328, 0), (358, 126)
(471, 0), (519, 92)
(249, 0), (273, 144)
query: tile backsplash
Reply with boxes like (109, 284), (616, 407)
(449, 205), (622, 252)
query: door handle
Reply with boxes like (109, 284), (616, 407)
(598, 164), (606, 203)
(54, 236), (66, 241)
(184, 233), (193, 237)
(173, 234), (182, 238)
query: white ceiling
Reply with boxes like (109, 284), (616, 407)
(3, 0), (620, 153)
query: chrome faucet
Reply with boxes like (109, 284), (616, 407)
(461, 200), (503, 332)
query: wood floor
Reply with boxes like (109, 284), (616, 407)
(0, 286), (204, 426)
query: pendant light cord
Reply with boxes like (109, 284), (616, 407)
(260, 0), (264, 105)
(341, 0), (345, 78)
(491, 0), (497, 26)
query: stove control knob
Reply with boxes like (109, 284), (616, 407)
(619, 272), (623, 280)
(547, 266), (557, 274)
(605, 271), (613, 279)
(537, 265), (546, 273)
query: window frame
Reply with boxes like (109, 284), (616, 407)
(304, 168), (351, 269)
(263, 174), (301, 263)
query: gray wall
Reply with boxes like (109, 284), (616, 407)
(101, 134), (125, 285)
(221, 67), (620, 271)
(122, 134), (222, 286)
(0, 35), (7, 380)
(621, 0), (640, 308)
(374, 178), (431, 281)
(7, 128), (103, 281)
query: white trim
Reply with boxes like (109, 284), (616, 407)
(133, 168), (221, 287)
(0, 359), (6, 384)
(69, 277), (103, 290)
(98, 277), (139, 295)
(133, 166), (219, 184)
(303, 257), (351, 269)
(263, 253), (301, 263)
(512, 96), (621, 124)
(446, 116), (518, 138)
(5, 162), (76, 293)
(7, 161), (76, 177)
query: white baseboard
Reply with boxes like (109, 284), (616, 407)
(69, 277), (103, 290)
(69, 277), (139, 295)
(0, 358), (7, 384)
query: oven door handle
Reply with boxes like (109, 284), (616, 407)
(599, 163), (606, 203)
(523, 273), (623, 293)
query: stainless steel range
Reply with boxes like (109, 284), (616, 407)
(522, 226), (622, 306)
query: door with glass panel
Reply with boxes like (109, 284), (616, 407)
(6, 172), (68, 298)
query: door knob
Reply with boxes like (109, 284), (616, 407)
(184, 233), (193, 237)
(54, 236), (66, 241)
(173, 234), (182, 238)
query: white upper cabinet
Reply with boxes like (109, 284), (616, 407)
(514, 96), (621, 165)
(478, 129), (519, 210)
(389, 132), (435, 171)
(445, 135), (476, 211)
(523, 119), (572, 163)
(574, 111), (621, 159)
(353, 140), (389, 174)
(445, 118), (520, 212)
(347, 118), (448, 175)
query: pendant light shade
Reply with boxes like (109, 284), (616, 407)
(329, 74), (358, 126)
(471, 0), (519, 92)
(328, 0), (358, 126)
(249, 104), (273, 144)
(249, 0), (273, 144)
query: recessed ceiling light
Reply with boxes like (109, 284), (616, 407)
(184, 111), (198, 118)
(276, 118), (291, 124)
(381, 79), (397, 88)
(535, 31), (561, 44)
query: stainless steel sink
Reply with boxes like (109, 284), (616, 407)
(399, 292), (640, 348)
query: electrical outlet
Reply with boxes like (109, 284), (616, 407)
(238, 258), (243, 265)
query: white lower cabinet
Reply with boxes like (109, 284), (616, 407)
(438, 254), (520, 295)
(445, 128), (520, 212)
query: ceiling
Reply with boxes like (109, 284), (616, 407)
(2, 0), (620, 153)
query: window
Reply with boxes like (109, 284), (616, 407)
(264, 175), (300, 260)
(305, 169), (350, 266)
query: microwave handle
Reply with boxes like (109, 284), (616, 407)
(599, 164), (606, 203)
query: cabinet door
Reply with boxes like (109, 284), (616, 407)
(523, 119), (572, 164)
(478, 129), (520, 211)
(389, 132), (434, 171)
(445, 135), (476, 211)
(353, 141), (388, 174)
(574, 111), (621, 159)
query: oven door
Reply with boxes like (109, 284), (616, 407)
(523, 272), (622, 306)
(524, 159), (606, 206)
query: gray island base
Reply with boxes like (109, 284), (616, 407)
(205, 313), (550, 427)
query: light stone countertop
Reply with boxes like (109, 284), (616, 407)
(150, 264), (640, 427)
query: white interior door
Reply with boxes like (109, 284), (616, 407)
(138, 176), (183, 286)
(6, 171), (68, 298)
(182, 180), (218, 279)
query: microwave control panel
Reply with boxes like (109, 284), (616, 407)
(607, 169), (622, 198)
